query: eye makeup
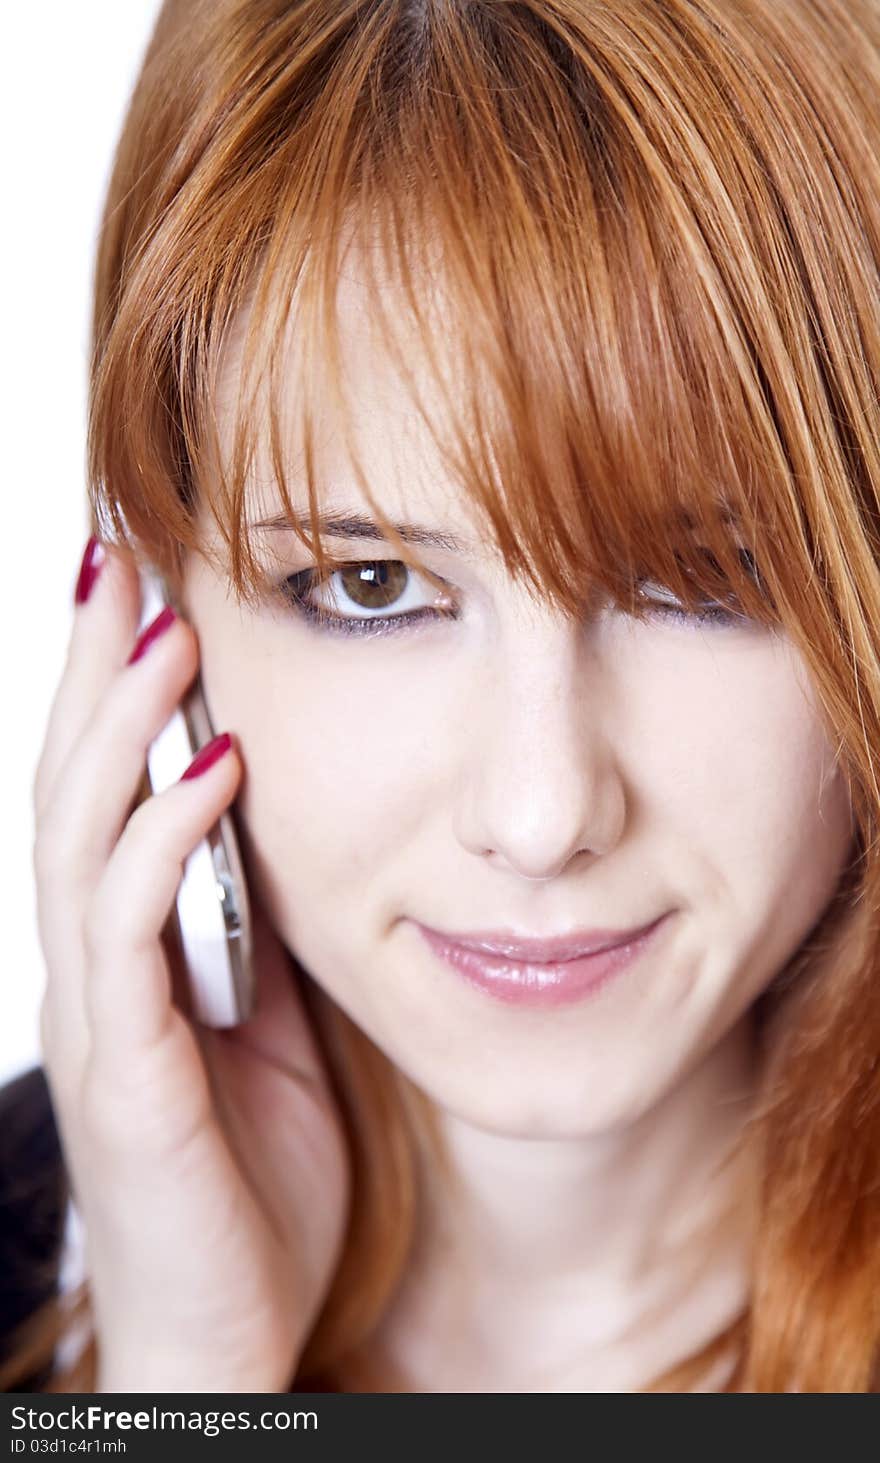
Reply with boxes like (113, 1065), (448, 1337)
(275, 554), (757, 639)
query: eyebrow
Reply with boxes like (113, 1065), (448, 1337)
(250, 507), (477, 555)
(250, 500), (745, 558)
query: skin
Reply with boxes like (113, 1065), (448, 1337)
(175, 249), (857, 1391)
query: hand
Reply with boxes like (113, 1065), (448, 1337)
(32, 540), (350, 1392)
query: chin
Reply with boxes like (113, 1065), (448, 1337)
(415, 1070), (645, 1141)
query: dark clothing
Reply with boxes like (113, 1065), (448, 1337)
(0, 1064), (68, 1390)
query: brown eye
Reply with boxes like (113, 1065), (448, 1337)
(280, 560), (458, 638)
(335, 561), (409, 611)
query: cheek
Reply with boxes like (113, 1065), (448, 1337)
(623, 638), (854, 922)
(232, 652), (431, 892)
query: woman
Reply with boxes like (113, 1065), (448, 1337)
(3, 0), (880, 1392)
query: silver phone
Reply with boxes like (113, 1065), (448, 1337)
(136, 565), (255, 1028)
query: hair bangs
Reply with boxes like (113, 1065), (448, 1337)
(150, 0), (818, 649)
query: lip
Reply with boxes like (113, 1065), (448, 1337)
(413, 913), (672, 1008)
(414, 915), (668, 963)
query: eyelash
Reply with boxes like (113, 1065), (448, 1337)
(279, 561), (749, 638)
(280, 564), (456, 638)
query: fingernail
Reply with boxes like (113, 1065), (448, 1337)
(73, 536), (106, 606)
(180, 733), (233, 782)
(126, 605), (177, 665)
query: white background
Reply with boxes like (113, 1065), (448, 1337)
(3, 3), (163, 1085)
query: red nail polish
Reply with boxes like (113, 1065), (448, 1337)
(180, 733), (233, 781)
(127, 605), (177, 665)
(73, 536), (106, 606)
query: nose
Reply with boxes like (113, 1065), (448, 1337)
(452, 617), (626, 881)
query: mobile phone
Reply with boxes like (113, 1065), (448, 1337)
(135, 565), (255, 1028)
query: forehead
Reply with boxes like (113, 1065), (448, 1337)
(208, 233), (484, 544)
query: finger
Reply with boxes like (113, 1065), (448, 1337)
(32, 538), (143, 823)
(35, 609), (201, 883)
(83, 734), (242, 1073)
(34, 611), (201, 1088)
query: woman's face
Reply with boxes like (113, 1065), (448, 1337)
(179, 261), (856, 1139)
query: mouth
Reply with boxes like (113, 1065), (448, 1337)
(413, 914), (670, 964)
(412, 913), (674, 1009)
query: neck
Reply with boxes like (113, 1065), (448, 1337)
(370, 1014), (760, 1392)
